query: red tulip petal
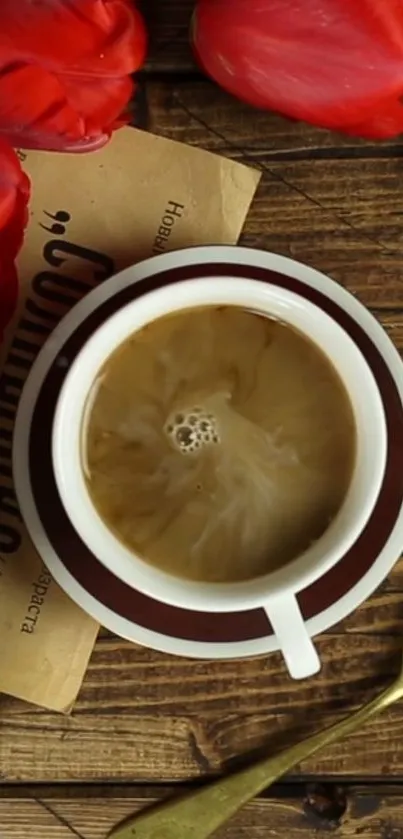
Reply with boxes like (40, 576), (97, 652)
(0, 64), (85, 146)
(62, 74), (134, 135)
(193, 0), (403, 138)
(335, 92), (403, 139)
(0, 63), (115, 151)
(0, 0), (147, 152)
(0, 0), (147, 76)
(0, 139), (30, 340)
(0, 139), (30, 250)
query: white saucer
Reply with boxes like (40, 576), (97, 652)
(13, 246), (403, 659)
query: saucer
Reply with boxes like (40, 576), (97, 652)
(13, 246), (403, 659)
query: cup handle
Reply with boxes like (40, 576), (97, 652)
(264, 594), (321, 679)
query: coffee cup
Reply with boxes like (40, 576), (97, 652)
(52, 275), (386, 679)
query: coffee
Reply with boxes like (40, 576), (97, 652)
(82, 306), (356, 583)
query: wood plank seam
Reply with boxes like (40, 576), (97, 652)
(3, 784), (403, 838)
(171, 93), (398, 258)
(35, 797), (85, 839)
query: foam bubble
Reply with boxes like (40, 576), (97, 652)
(164, 405), (221, 455)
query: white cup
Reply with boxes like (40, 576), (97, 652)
(52, 277), (387, 679)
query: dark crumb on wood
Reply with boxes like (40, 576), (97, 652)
(304, 783), (347, 829)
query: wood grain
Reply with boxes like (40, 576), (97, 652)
(139, 80), (403, 309)
(0, 784), (400, 839)
(1, 89), (403, 784)
(145, 78), (400, 154)
(143, 0), (195, 73)
(3, 8), (403, 802)
(1, 629), (403, 782)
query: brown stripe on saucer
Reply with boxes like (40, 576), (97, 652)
(28, 261), (403, 643)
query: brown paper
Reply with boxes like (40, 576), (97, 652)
(0, 126), (261, 711)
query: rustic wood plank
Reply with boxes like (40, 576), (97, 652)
(0, 783), (401, 838)
(145, 78), (400, 154)
(140, 81), (403, 309)
(384, 557), (403, 591)
(143, 0), (195, 73)
(1, 631), (403, 782)
(3, 37), (403, 793)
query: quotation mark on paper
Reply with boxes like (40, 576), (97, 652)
(39, 209), (71, 235)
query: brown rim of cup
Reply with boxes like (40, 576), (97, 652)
(28, 262), (403, 644)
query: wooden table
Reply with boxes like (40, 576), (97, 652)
(2, 2), (403, 836)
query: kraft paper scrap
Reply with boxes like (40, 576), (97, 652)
(0, 126), (261, 711)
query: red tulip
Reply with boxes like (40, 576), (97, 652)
(0, 0), (147, 153)
(0, 141), (30, 340)
(192, 0), (403, 139)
